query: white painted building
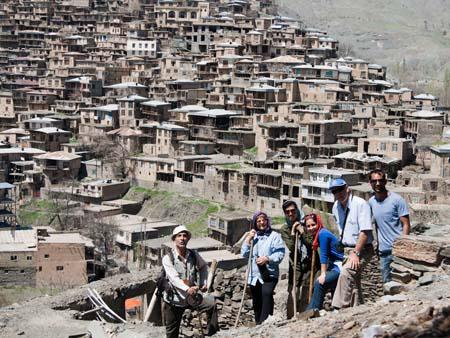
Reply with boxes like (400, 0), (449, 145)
(126, 38), (157, 58)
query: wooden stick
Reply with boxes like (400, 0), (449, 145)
(206, 259), (218, 292)
(292, 231), (299, 316)
(143, 288), (159, 322)
(234, 238), (254, 328)
(308, 250), (317, 303)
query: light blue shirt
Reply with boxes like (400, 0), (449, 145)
(332, 194), (373, 246)
(369, 192), (409, 252)
(241, 230), (285, 286)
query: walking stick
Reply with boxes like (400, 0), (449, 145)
(292, 231), (299, 316)
(234, 238), (254, 328)
(308, 250), (317, 303)
(143, 288), (158, 322)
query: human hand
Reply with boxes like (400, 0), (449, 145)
(318, 273), (326, 285)
(348, 251), (360, 270)
(246, 229), (256, 244)
(291, 221), (304, 236)
(256, 256), (269, 266)
(187, 286), (198, 295)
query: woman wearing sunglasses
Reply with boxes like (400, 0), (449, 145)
(304, 213), (344, 311)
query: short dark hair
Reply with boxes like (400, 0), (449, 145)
(368, 169), (386, 181)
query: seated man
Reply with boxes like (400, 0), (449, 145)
(162, 225), (219, 338)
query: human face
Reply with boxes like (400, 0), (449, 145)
(370, 173), (387, 194)
(174, 232), (189, 250)
(256, 215), (268, 231)
(284, 204), (298, 223)
(331, 185), (349, 204)
(305, 218), (317, 235)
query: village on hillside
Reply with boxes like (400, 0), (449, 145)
(0, 0), (449, 336)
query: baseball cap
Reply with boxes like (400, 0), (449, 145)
(328, 178), (347, 191)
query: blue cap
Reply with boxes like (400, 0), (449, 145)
(328, 178), (347, 190)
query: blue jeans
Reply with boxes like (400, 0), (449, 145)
(306, 269), (340, 311)
(380, 250), (393, 283)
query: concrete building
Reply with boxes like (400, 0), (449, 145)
(36, 231), (95, 288)
(0, 229), (37, 287)
(208, 211), (251, 246)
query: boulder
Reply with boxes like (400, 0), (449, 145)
(418, 273), (435, 286)
(383, 281), (407, 295)
(391, 271), (412, 284)
(392, 235), (443, 266)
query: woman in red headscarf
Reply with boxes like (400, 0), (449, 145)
(304, 213), (344, 311)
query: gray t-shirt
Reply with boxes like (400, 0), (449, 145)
(369, 192), (409, 252)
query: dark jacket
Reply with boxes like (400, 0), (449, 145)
(280, 201), (317, 287)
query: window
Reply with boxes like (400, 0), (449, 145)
(44, 254), (49, 258)
(38, 266), (42, 272)
(389, 129), (395, 137)
(380, 143), (386, 151)
(27, 256), (32, 261)
(392, 144), (398, 152)
(430, 181), (438, 191)
(56, 266), (64, 271)
(373, 128), (379, 135)
(10, 255), (17, 261)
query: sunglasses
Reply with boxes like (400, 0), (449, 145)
(284, 208), (296, 214)
(330, 186), (346, 194)
(370, 179), (386, 184)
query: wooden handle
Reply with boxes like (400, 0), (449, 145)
(292, 231), (299, 315)
(234, 239), (253, 328)
(308, 250), (316, 303)
(143, 288), (158, 322)
(206, 259), (218, 292)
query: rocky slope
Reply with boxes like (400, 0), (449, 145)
(278, 0), (450, 92)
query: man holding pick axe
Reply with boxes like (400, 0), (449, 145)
(161, 225), (219, 338)
(280, 200), (318, 318)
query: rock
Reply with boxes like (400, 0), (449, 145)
(295, 308), (319, 321)
(391, 271), (412, 284)
(418, 273), (435, 286)
(412, 263), (438, 272)
(231, 293), (242, 302)
(215, 272), (224, 285)
(392, 235), (443, 265)
(381, 294), (408, 303)
(343, 320), (356, 330)
(440, 247), (450, 258)
(391, 262), (410, 273)
(362, 325), (387, 338)
(392, 256), (414, 269)
(383, 281), (407, 295)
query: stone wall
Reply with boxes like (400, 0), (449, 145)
(179, 266), (254, 337)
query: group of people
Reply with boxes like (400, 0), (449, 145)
(160, 168), (410, 337)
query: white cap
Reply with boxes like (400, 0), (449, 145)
(171, 225), (191, 241)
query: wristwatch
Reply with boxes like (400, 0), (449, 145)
(353, 250), (361, 257)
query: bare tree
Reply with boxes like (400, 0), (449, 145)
(85, 213), (118, 272)
(84, 135), (130, 179)
(337, 42), (354, 58)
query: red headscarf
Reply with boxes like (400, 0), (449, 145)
(304, 213), (324, 251)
